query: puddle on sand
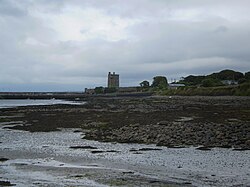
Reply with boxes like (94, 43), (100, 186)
(1, 160), (108, 187)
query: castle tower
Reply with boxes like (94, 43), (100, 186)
(108, 72), (119, 88)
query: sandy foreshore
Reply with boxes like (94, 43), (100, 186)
(1, 128), (249, 186)
(0, 96), (250, 186)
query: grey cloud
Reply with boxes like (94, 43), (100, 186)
(0, 0), (250, 91)
(0, 0), (27, 17)
(214, 26), (228, 33)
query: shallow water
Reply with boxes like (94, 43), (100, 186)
(0, 126), (249, 187)
(0, 99), (85, 108)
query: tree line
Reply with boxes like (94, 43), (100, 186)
(140, 69), (250, 89)
(178, 69), (250, 87)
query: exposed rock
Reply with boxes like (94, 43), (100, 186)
(245, 140), (250, 146)
(196, 147), (212, 151)
(70, 145), (98, 149)
(232, 148), (250, 151)
(122, 171), (134, 174)
(129, 148), (162, 152)
(73, 130), (82, 133)
(2, 96), (250, 149)
(138, 148), (162, 151)
(91, 150), (105, 154)
(0, 158), (9, 162)
(106, 150), (120, 153)
(0, 180), (15, 186)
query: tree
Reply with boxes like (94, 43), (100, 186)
(238, 78), (247, 84)
(181, 75), (205, 86)
(140, 80), (150, 88)
(208, 69), (244, 81)
(202, 78), (222, 87)
(94, 87), (104, 94)
(245, 72), (250, 80)
(151, 76), (168, 89)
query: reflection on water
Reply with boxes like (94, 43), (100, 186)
(0, 99), (85, 108)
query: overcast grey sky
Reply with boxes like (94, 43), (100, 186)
(1, 0), (250, 91)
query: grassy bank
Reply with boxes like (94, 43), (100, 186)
(159, 82), (250, 96)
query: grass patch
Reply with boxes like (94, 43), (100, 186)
(160, 83), (250, 96)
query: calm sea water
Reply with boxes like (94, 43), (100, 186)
(0, 99), (84, 108)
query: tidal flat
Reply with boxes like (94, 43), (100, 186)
(0, 96), (250, 186)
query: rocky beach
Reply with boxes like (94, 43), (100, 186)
(2, 96), (250, 149)
(1, 96), (250, 186)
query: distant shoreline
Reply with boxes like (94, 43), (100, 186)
(0, 92), (153, 99)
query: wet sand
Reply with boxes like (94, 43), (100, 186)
(1, 128), (249, 186)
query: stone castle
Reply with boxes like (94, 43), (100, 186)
(85, 72), (140, 94)
(108, 72), (119, 88)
